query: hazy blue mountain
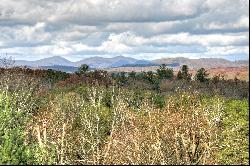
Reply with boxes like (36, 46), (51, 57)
(133, 60), (155, 65)
(75, 56), (138, 68)
(120, 60), (158, 67)
(1, 56), (248, 71)
(13, 56), (74, 67)
(35, 56), (74, 67)
(40, 65), (79, 73)
(110, 59), (133, 67)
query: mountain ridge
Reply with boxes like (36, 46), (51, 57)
(1, 56), (248, 70)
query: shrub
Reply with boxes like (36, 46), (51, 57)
(0, 91), (35, 164)
(0, 66), (248, 165)
(216, 99), (249, 165)
(102, 90), (222, 165)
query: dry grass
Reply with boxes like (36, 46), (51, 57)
(31, 88), (223, 165)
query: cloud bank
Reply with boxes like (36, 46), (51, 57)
(0, 0), (249, 61)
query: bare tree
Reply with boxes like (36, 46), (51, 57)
(0, 54), (15, 68)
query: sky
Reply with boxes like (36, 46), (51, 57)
(0, 0), (249, 61)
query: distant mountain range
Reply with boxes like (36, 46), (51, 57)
(0, 56), (248, 72)
(39, 65), (79, 73)
(152, 57), (249, 69)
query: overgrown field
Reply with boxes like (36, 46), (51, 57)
(0, 65), (249, 165)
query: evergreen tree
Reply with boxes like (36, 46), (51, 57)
(128, 71), (136, 79)
(177, 65), (192, 81)
(78, 64), (89, 75)
(177, 70), (183, 80)
(195, 68), (209, 82)
(157, 64), (174, 79)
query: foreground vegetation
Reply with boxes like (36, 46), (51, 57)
(0, 64), (249, 165)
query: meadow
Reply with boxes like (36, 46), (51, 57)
(0, 64), (248, 165)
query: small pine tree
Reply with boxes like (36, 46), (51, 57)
(118, 72), (127, 85)
(157, 64), (174, 79)
(177, 65), (191, 81)
(177, 70), (183, 80)
(128, 71), (136, 79)
(78, 64), (89, 75)
(195, 68), (209, 82)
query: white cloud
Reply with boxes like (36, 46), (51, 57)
(0, 0), (249, 61)
(204, 16), (249, 30)
(206, 45), (249, 56)
(98, 37), (132, 53)
(98, 32), (248, 47)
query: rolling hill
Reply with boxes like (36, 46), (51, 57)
(1, 56), (248, 72)
(152, 57), (248, 69)
(74, 56), (138, 68)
